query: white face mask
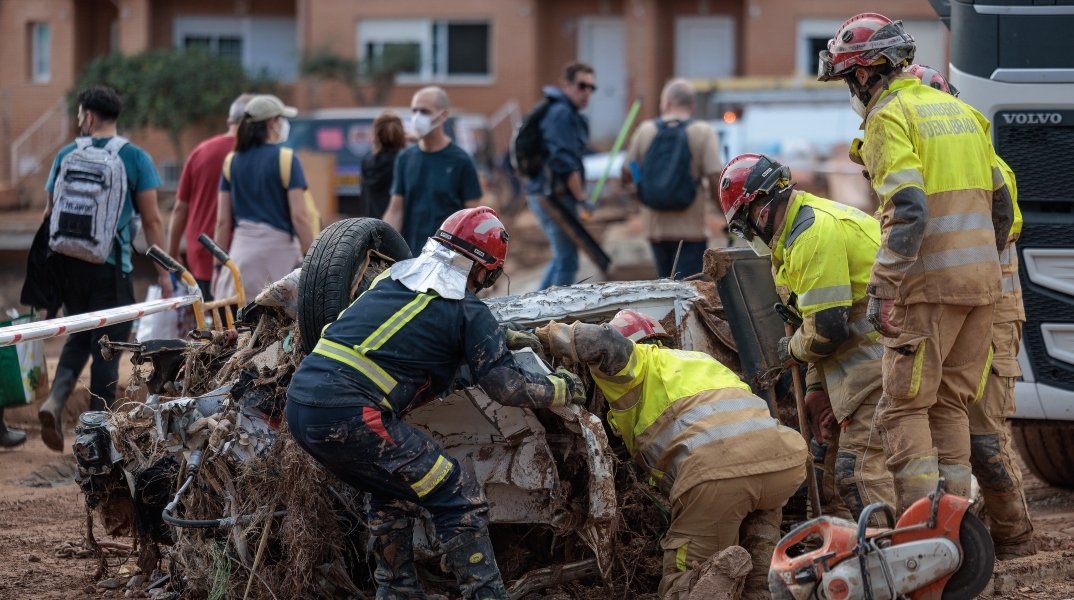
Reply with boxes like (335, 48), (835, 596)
(276, 117), (290, 143)
(850, 94), (868, 119)
(411, 110), (443, 139)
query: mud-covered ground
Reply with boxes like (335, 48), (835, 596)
(2, 419), (1073, 600)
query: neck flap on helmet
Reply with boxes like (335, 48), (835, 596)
(390, 239), (474, 300)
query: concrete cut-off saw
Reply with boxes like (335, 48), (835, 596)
(768, 481), (994, 600)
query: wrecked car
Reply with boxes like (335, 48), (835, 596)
(74, 218), (799, 599)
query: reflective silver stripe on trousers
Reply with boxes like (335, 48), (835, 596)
(640, 397), (773, 478)
(906, 245), (999, 275)
(1002, 274), (1021, 294)
(876, 247), (916, 273)
(799, 284), (853, 307)
(875, 168), (925, 200)
(850, 316), (874, 338)
(922, 213), (994, 237)
(999, 245), (1013, 266)
(824, 343), (885, 392)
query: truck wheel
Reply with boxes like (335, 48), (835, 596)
(1011, 419), (1074, 488)
(297, 218), (411, 352)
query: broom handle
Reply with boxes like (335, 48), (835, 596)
(787, 322), (823, 517)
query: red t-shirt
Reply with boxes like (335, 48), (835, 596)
(177, 134), (235, 281)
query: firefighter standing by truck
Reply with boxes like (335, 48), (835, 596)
(818, 14), (1015, 512)
(718, 153), (896, 522)
(524, 310), (808, 599)
(286, 207), (587, 600)
(906, 64), (1037, 559)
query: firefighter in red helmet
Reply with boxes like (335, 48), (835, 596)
(819, 13), (1015, 514)
(288, 207), (586, 600)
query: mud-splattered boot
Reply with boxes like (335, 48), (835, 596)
(371, 518), (439, 600)
(38, 366), (77, 452)
(441, 528), (509, 600)
(739, 509), (783, 600)
(970, 432), (1036, 560)
(0, 408), (26, 448)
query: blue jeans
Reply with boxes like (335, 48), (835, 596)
(528, 194), (580, 289)
(650, 240), (707, 279)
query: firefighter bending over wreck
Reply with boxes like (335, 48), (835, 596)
(286, 207), (586, 600)
(525, 311), (808, 599)
(718, 154), (895, 522)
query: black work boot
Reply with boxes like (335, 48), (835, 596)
(38, 366), (77, 452)
(441, 528), (509, 600)
(371, 518), (440, 600)
(0, 408), (26, 448)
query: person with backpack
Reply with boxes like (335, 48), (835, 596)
(519, 63), (594, 290)
(212, 94), (315, 303)
(622, 79), (722, 279)
(37, 86), (170, 452)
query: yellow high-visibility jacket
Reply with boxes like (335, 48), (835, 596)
(771, 191), (884, 421)
(861, 74), (1012, 307)
(541, 321), (807, 499)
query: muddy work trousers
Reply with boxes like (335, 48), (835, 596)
(658, 464), (804, 599)
(286, 401), (489, 545)
(876, 302), (994, 513)
(820, 389), (895, 522)
(969, 320), (1034, 552)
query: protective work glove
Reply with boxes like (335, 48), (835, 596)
(554, 367), (588, 406)
(777, 336), (801, 368)
(803, 385), (837, 443)
(502, 327), (544, 355)
(867, 296), (902, 338)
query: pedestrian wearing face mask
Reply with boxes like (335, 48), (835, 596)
(212, 94), (315, 303)
(382, 87), (484, 255)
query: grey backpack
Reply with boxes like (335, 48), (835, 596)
(49, 136), (129, 264)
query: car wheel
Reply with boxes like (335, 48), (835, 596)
(297, 218), (411, 352)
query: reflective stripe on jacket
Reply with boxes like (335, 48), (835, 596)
(861, 75), (1002, 306)
(589, 339), (807, 499)
(772, 191), (884, 421)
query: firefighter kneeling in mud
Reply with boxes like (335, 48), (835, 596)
(286, 207), (587, 600)
(528, 311), (809, 599)
(718, 154), (896, 522)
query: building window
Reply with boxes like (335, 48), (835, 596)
(159, 160), (180, 191)
(183, 34), (244, 65)
(30, 23), (51, 83)
(358, 19), (492, 82)
(174, 17), (298, 81)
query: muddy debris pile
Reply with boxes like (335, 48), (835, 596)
(70, 271), (693, 599)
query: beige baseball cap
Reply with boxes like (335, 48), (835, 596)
(243, 94), (298, 122)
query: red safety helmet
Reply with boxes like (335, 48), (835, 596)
(718, 153), (792, 226)
(906, 64), (959, 97)
(817, 13), (915, 82)
(434, 207), (509, 288)
(609, 310), (670, 344)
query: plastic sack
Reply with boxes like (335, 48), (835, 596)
(136, 285), (182, 341)
(0, 311), (49, 408)
(254, 268), (301, 319)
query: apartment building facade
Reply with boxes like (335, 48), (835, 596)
(0, 0), (942, 201)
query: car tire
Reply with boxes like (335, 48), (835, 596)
(1011, 419), (1074, 488)
(297, 218), (411, 352)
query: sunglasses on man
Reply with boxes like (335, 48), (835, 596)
(575, 82), (597, 92)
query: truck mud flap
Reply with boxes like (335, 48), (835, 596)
(706, 247), (791, 416)
(534, 195), (611, 274)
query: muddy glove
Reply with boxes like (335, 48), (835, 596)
(777, 336), (802, 368)
(867, 296), (902, 338)
(803, 385), (837, 443)
(554, 367), (587, 406)
(503, 327), (543, 355)
(535, 321), (578, 362)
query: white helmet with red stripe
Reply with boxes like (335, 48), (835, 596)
(609, 310), (671, 344)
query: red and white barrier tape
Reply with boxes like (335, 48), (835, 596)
(0, 294), (200, 347)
